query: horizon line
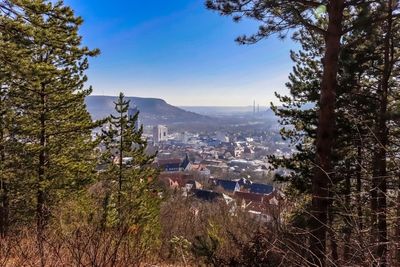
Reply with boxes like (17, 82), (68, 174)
(88, 94), (271, 108)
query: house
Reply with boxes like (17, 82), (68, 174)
(192, 189), (222, 202)
(214, 179), (240, 193)
(249, 183), (274, 195)
(157, 158), (182, 172)
(159, 172), (194, 189)
(234, 190), (283, 220)
(235, 177), (252, 188)
(234, 191), (265, 211)
(185, 180), (203, 190)
(234, 191), (264, 203)
(181, 154), (191, 171)
(157, 155), (193, 172)
(183, 180), (202, 196)
(189, 163), (211, 177)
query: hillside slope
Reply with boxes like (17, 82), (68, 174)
(85, 95), (209, 125)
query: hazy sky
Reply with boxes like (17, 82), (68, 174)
(65, 0), (297, 106)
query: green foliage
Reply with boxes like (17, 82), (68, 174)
(170, 235), (192, 264)
(192, 222), (222, 266)
(100, 92), (161, 254)
(1, 3), (163, 263)
(269, 28), (322, 194)
(0, 0), (100, 233)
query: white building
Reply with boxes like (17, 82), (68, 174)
(153, 125), (168, 143)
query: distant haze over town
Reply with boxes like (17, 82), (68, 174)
(181, 106), (272, 116)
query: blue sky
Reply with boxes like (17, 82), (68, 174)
(65, 0), (296, 106)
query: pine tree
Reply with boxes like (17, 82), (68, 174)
(269, 3), (400, 264)
(1, 2), (100, 265)
(206, 1), (396, 264)
(0, 0), (37, 237)
(100, 93), (161, 254)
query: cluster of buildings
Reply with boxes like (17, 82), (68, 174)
(95, 115), (291, 222)
(145, 123), (292, 221)
(146, 125), (292, 183)
(156, 155), (284, 222)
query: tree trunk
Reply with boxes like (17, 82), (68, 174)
(0, 95), (8, 237)
(397, 172), (400, 263)
(118, 109), (123, 220)
(371, 2), (393, 265)
(0, 178), (8, 238)
(309, 1), (344, 266)
(37, 86), (48, 267)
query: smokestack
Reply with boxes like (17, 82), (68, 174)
(257, 104), (260, 113)
(253, 100), (256, 114)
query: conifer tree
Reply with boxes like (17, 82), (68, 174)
(369, 1), (396, 263)
(206, 1), (396, 264)
(269, 26), (371, 264)
(268, 3), (400, 265)
(0, 0), (35, 237)
(1, 2), (100, 265)
(100, 93), (161, 253)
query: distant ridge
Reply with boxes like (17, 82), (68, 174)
(85, 95), (209, 125)
(180, 106), (276, 117)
